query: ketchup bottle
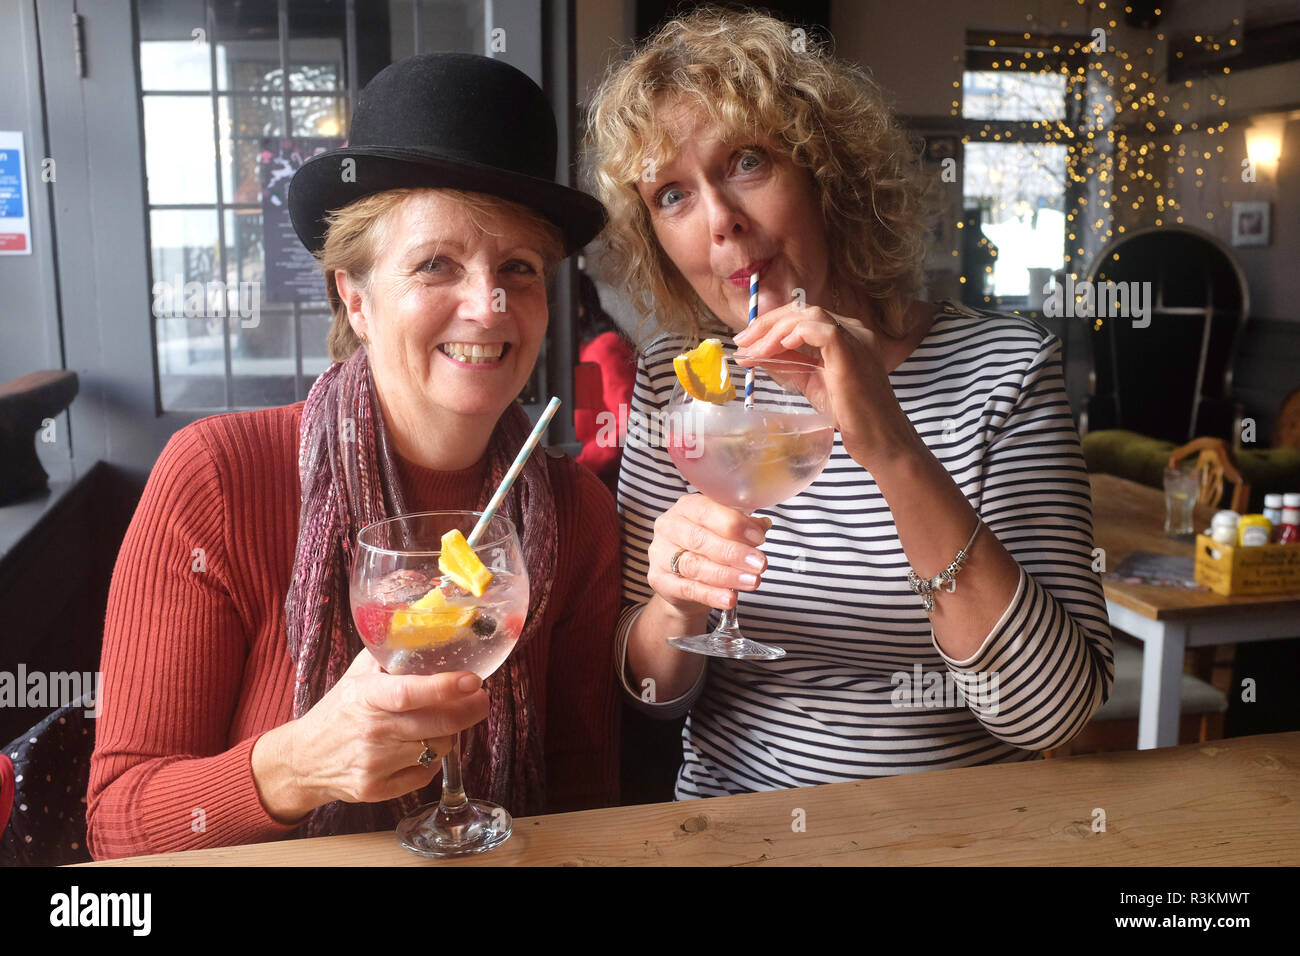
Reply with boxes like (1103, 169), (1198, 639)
(1280, 506), (1300, 545)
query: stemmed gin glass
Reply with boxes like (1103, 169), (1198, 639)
(350, 511), (528, 857)
(665, 357), (833, 660)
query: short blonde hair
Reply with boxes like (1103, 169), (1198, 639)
(584, 6), (930, 341)
(319, 188), (566, 361)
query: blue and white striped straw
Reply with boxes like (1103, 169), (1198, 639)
(466, 396), (561, 548)
(744, 270), (758, 408)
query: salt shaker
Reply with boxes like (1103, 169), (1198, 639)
(1210, 510), (1240, 545)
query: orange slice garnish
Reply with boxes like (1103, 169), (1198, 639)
(673, 338), (736, 404)
(389, 588), (477, 647)
(437, 529), (494, 597)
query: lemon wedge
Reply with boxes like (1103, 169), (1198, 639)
(673, 338), (736, 405)
(437, 528), (494, 597)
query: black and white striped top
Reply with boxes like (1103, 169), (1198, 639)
(614, 302), (1114, 799)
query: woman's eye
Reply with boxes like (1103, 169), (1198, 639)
(737, 150), (764, 172)
(419, 258), (448, 274)
(656, 187), (686, 209)
(502, 260), (539, 276)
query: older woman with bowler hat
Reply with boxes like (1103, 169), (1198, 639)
(586, 9), (1113, 799)
(87, 53), (621, 859)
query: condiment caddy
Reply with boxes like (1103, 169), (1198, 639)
(1193, 492), (1300, 596)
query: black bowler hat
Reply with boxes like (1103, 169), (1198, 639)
(288, 52), (606, 255)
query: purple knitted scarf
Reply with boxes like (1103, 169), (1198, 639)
(285, 347), (555, 838)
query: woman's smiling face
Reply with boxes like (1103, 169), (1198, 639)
(635, 103), (833, 331)
(346, 190), (552, 429)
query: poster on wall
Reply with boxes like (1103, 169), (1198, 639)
(260, 137), (344, 302)
(0, 131), (33, 255)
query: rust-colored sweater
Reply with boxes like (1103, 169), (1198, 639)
(87, 402), (621, 860)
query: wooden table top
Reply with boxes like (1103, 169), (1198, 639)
(1090, 473), (1300, 620)
(77, 731), (1300, 867)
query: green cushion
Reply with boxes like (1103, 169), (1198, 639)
(1083, 429), (1300, 510)
(1082, 429), (1174, 490)
(1238, 448), (1300, 502)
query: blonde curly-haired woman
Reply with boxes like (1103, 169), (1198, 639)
(586, 7), (1113, 798)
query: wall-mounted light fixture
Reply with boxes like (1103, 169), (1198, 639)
(1244, 113), (1286, 179)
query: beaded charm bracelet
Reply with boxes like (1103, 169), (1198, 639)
(907, 520), (982, 613)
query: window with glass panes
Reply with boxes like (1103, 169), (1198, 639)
(136, 0), (495, 411)
(961, 33), (1113, 305)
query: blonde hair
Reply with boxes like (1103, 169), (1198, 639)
(584, 6), (931, 341)
(319, 188), (566, 361)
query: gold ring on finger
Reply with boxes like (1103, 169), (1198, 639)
(670, 548), (688, 577)
(417, 741), (437, 768)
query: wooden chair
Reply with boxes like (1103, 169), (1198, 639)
(1167, 436), (1251, 514)
(1275, 387), (1300, 449)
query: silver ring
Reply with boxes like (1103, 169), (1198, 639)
(417, 745), (436, 768)
(670, 548), (687, 576)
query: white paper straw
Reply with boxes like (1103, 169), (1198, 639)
(466, 396), (561, 547)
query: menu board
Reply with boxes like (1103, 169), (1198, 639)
(260, 136), (344, 303)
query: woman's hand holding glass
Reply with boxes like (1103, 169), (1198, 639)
(253, 650), (489, 824)
(646, 494), (771, 622)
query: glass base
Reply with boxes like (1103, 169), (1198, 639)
(395, 799), (512, 858)
(667, 630), (786, 660)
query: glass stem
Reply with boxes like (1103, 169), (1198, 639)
(712, 599), (745, 650)
(439, 732), (468, 812)
(712, 507), (751, 648)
